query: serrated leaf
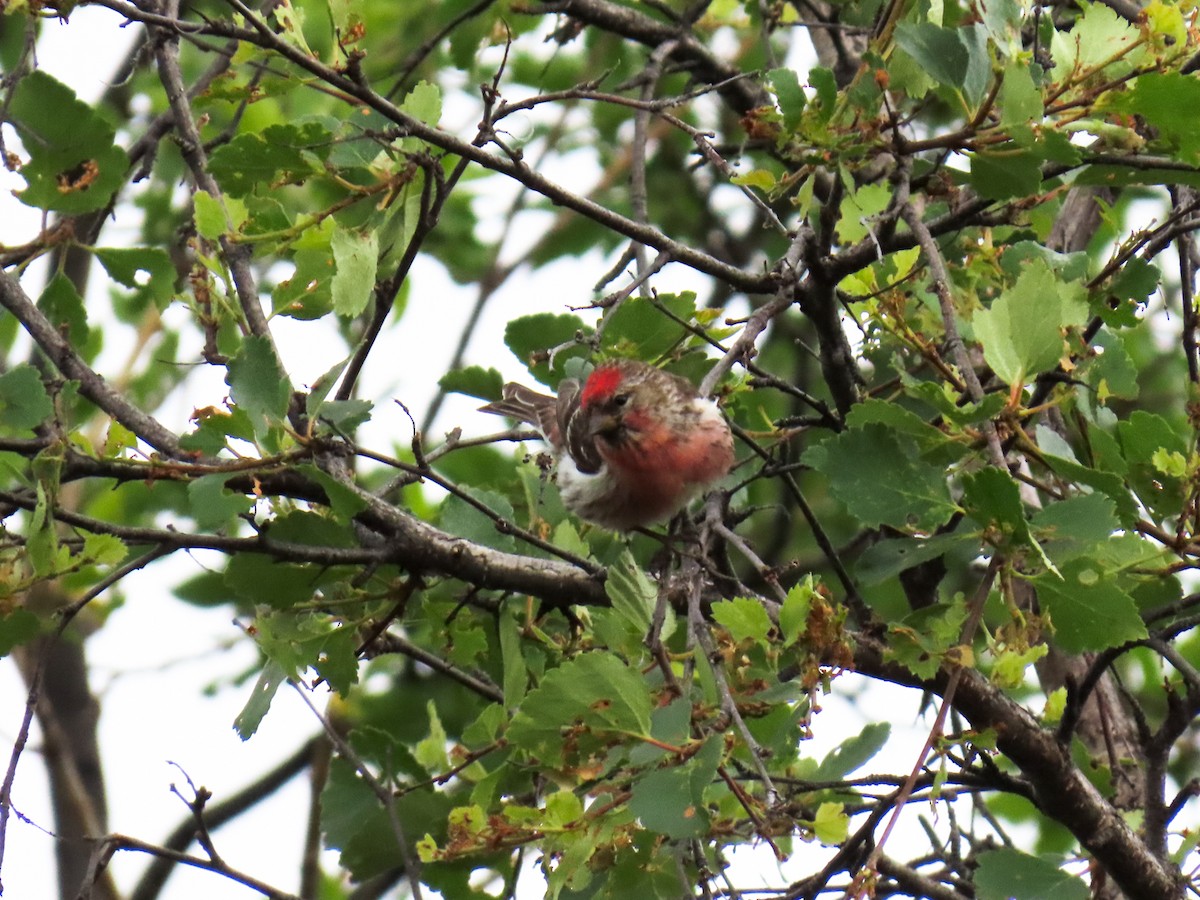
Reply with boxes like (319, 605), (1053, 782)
(38, 273), (89, 346)
(802, 425), (958, 530)
(207, 122), (328, 196)
(0, 365), (52, 433)
(438, 487), (516, 553)
(331, 225), (378, 317)
(968, 147), (1044, 201)
(233, 658), (288, 740)
(194, 189), (230, 240)
(768, 67), (805, 130)
(505, 313), (591, 386)
(894, 22), (988, 106)
(499, 611), (526, 708)
(812, 723), (890, 781)
(226, 335), (292, 437)
(975, 847), (1088, 900)
(711, 596), (773, 645)
(1031, 493), (1118, 564)
(8, 70), (129, 213)
(605, 550), (660, 635)
(812, 802), (849, 844)
(0, 609), (41, 657)
(81, 532), (127, 567)
(780, 580), (815, 644)
(856, 533), (977, 586)
(297, 464), (369, 519)
(1032, 561), (1148, 653)
(401, 80), (442, 126)
(974, 258), (1087, 385)
(187, 473), (249, 531)
(225, 553), (317, 609)
(439, 366), (505, 402)
(508, 653), (652, 765)
(961, 467), (1030, 544)
(1117, 73), (1200, 163)
(629, 766), (707, 839)
(315, 398), (373, 432)
(94, 247), (177, 311)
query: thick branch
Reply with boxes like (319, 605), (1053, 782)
(854, 636), (1185, 899)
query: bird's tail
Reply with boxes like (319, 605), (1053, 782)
(479, 383), (561, 444)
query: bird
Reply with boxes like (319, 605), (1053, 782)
(479, 359), (735, 531)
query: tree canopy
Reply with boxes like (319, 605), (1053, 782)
(2, 0), (1200, 898)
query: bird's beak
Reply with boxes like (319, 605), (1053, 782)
(588, 411), (623, 439)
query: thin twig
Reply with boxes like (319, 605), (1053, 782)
(290, 683), (424, 900)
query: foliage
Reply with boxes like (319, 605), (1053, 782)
(1, 0), (1200, 898)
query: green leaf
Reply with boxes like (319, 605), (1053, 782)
(629, 736), (721, 840)
(38, 273), (90, 347)
(273, 246), (335, 319)
(974, 257), (1088, 385)
(601, 294), (696, 360)
(1117, 410), (1188, 466)
(439, 366), (505, 402)
(0, 366), (52, 433)
(1031, 561), (1148, 653)
(315, 399), (373, 433)
(992, 642), (1049, 689)
(894, 22), (988, 106)
(812, 801), (849, 844)
(187, 474), (250, 531)
(331, 225), (379, 317)
(94, 247), (177, 312)
(812, 722), (890, 781)
(297, 464), (369, 519)
(1052, 3), (1143, 80)
(779, 579), (815, 644)
(856, 533), (977, 586)
(401, 80), (442, 126)
(886, 600), (969, 679)
(606, 550), (663, 637)
(225, 553), (318, 609)
(508, 653), (653, 766)
(0, 609), (41, 657)
(711, 596), (773, 645)
(999, 61), (1042, 128)
(1082, 329), (1139, 400)
(207, 121), (328, 196)
(1075, 163), (1200, 189)
(233, 658), (288, 740)
(1117, 72), (1200, 163)
(802, 425), (958, 531)
(504, 313), (591, 386)
(837, 182), (891, 244)
(961, 467), (1036, 556)
(768, 67), (805, 130)
(810, 66), (837, 120)
(194, 190), (232, 240)
(7, 70), (129, 213)
(226, 335), (293, 437)
(968, 147), (1043, 201)
(1031, 493), (1119, 564)
(499, 611), (527, 708)
(975, 847), (1089, 900)
(321, 757), (397, 878)
(895, 23), (969, 93)
(438, 487), (517, 553)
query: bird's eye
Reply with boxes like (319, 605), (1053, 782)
(612, 393), (629, 408)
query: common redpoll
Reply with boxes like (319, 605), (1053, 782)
(480, 359), (735, 531)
